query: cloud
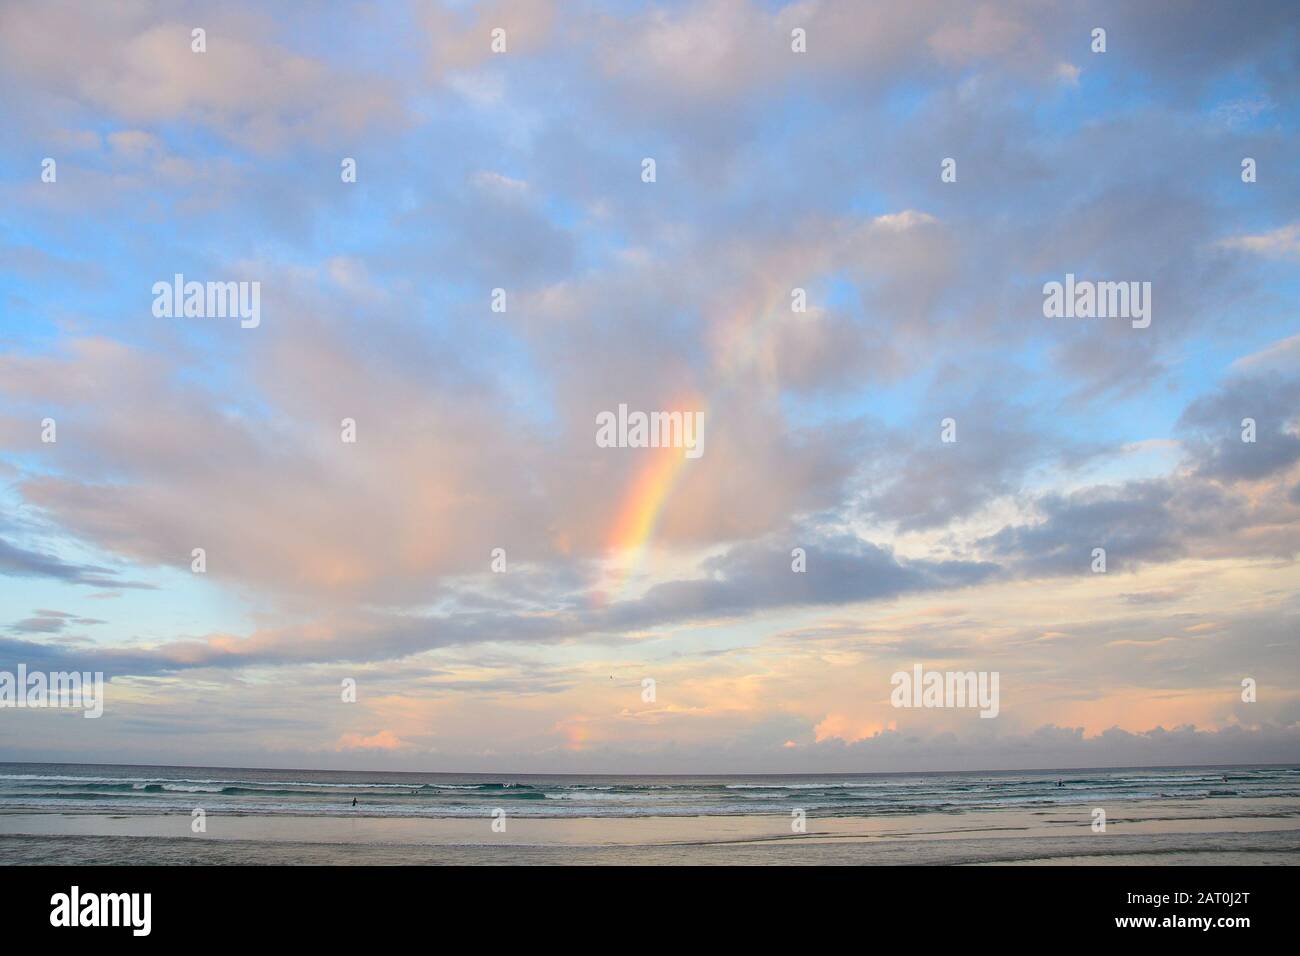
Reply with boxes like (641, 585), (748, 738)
(853, 394), (1054, 531)
(335, 730), (406, 751)
(0, 537), (155, 590)
(1178, 366), (1300, 481)
(767, 722), (1300, 774)
(2, 0), (1298, 772)
(0, 0), (402, 152)
(7, 609), (106, 634)
(1230, 334), (1300, 375)
(1217, 222), (1300, 260)
(602, 533), (996, 632)
(422, 0), (558, 76)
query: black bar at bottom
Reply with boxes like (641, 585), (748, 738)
(0, 864), (1285, 942)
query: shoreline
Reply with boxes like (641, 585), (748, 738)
(2, 796), (1297, 848)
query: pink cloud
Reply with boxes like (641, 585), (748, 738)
(335, 730), (406, 752)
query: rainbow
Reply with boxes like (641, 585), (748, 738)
(595, 413), (702, 604)
(594, 276), (791, 604)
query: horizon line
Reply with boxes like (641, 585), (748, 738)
(2, 758), (1295, 778)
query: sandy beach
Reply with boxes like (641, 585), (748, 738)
(3, 795), (1298, 865)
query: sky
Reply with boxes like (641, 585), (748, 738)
(0, 0), (1297, 773)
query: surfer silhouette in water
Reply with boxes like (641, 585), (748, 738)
(352, 797), (357, 807)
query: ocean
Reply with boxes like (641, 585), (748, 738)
(2, 762), (1296, 817)
(2, 762), (1298, 864)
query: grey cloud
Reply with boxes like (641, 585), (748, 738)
(771, 722), (1300, 775)
(422, 177), (576, 289)
(9, 616), (69, 634)
(602, 533), (996, 632)
(1179, 371), (1300, 481)
(7, 608), (107, 634)
(1118, 590), (1186, 605)
(853, 391), (1059, 531)
(980, 481), (1199, 575)
(0, 537), (155, 590)
(29, 528), (997, 678)
(13, 721), (1295, 775)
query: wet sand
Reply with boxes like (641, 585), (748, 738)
(2, 795), (1298, 862)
